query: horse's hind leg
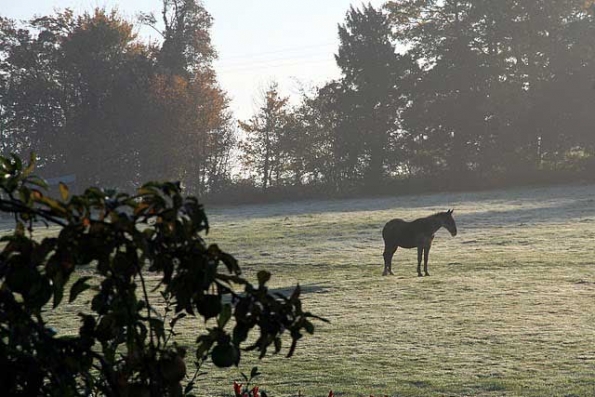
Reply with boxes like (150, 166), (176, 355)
(382, 245), (397, 276)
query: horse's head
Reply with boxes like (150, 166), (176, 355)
(440, 209), (457, 237)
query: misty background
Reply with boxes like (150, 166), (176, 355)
(1, 0), (595, 203)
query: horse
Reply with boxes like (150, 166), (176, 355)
(382, 209), (457, 277)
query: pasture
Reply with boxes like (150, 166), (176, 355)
(201, 183), (595, 396)
(17, 183), (595, 396)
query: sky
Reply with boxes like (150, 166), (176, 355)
(2, 0), (385, 119)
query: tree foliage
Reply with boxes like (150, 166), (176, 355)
(3, 1), (595, 203)
(0, 3), (233, 195)
(239, 83), (291, 190)
(0, 154), (324, 396)
(334, 4), (407, 187)
(385, 0), (595, 178)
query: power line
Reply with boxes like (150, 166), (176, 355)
(217, 57), (337, 73)
(219, 42), (336, 61)
(218, 49), (335, 68)
(215, 42), (339, 73)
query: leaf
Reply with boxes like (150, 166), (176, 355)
(15, 221), (25, 237)
(27, 176), (48, 189)
(290, 284), (301, 301)
(303, 319), (315, 334)
(250, 366), (260, 380)
(257, 270), (271, 288)
(38, 196), (67, 216)
(53, 271), (65, 308)
(11, 153), (22, 171)
(195, 335), (214, 361)
(218, 303), (232, 328)
(184, 381), (195, 395)
(69, 276), (92, 303)
(31, 189), (43, 200)
(306, 312), (330, 323)
(59, 182), (69, 201)
(23, 152), (36, 177)
(148, 317), (165, 340)
(169, 312), (187, 329)
(220, 252), (241, 275)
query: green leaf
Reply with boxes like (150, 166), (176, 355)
(250, 366), (260, 380)
(184, 382), (195, 395)
(257, 270), (271, 287)
(218, 303), (232, 328)
(290, 284), (301, 301)
(148, 317), (165, 340)
(15, 221), (25, 237)
(23, 153), (36, 177)
(303, 319), (315, 334)
(69, 276), (92, 303)
(169, 312), (187, 329)
(11, 153), (22, 171)
(53, 271), (65, 308)
(220, 251), (241, 275)
(38, 196), (67, 216)
(211, 343), (238, 368)
(195, 335), (214, 361)
(27, 176), (48, 189)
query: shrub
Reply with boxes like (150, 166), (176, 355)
(0, 154), (325, 396)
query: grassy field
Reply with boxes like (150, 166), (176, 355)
(17, 183), (595, 396)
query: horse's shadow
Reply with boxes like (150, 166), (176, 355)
(267, 283), (331, 297)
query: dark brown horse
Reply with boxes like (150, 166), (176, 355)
(382, 210), (457, 276)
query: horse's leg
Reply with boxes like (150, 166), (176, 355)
(389, 246), (397, 275)
(423, 245), (431, 276)
(417, 246), (423, 277)
(382, 245), (397, 276)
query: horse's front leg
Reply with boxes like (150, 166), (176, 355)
(423, 245), (431, 276)
(417, 246), (423, 277)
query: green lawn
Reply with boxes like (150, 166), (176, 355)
(26, 183), (595, 396)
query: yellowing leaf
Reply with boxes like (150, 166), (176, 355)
(59, 182), (69, 201)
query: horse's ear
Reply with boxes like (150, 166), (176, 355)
(448, 209), (453, 214)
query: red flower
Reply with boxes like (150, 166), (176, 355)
(252, 386), (260, 397)
(233, 381), (242, 397)
(328, 391), (334, 397)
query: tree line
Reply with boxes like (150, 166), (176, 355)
(0, 1), (234, 196)
(2, 1), (595, 202)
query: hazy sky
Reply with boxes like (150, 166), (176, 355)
(3, 0), (385, 119)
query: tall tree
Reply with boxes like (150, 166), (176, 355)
(287, 86), (339, 186)
(1, 3), (235, 194)
(387, 0), (493, 177)
(335, 4), (403, 188)
(140, 0), (233, 195)
(386, 0), (595, 178)
(140, 0), (216, 76)
(0, 9), (154, 188)
(239, 83), (290, 190)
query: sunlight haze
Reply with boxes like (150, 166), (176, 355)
(3, 0), (384, 118)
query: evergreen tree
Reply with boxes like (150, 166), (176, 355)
(335, 4), (403, 188)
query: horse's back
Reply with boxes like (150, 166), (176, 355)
(383, 218), (418, 248)
(382, 218), (408, 239)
